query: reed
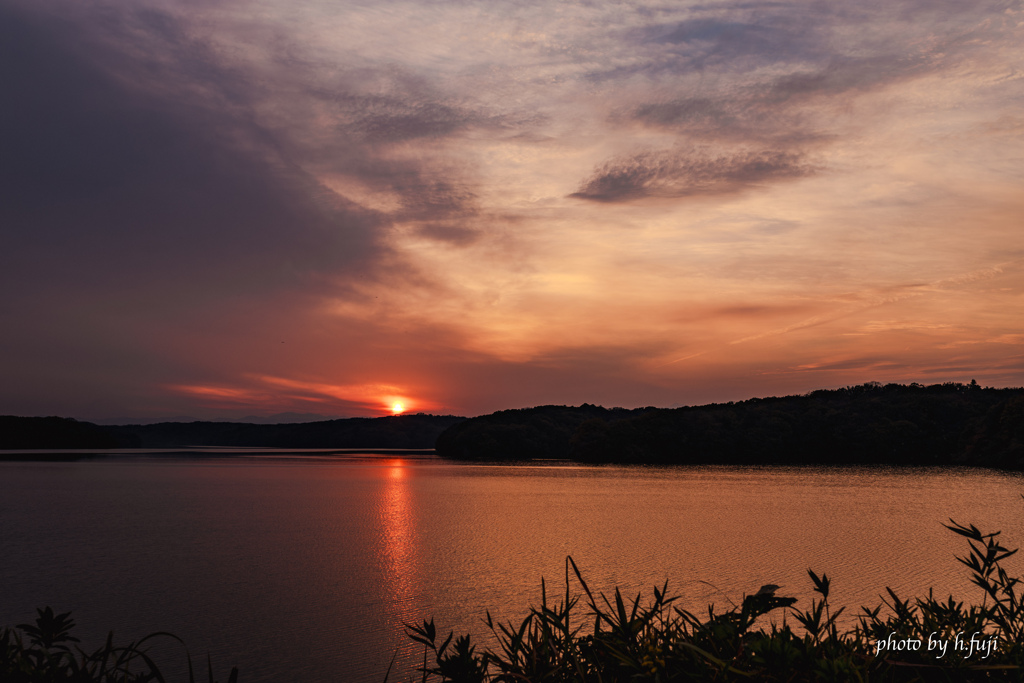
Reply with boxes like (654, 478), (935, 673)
(399, 515), (1024, 682)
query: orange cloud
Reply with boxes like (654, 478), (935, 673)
(166, 376), (438, 417)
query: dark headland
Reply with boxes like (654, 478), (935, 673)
(3, 382), (1023, 468)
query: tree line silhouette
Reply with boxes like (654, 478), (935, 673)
(435, 382), (1024, 468)
(0, 414), (464, 452)
(4, 382), (1023, 467)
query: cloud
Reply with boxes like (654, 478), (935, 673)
(344, 96), (475, 142)
(619, 55), (935, 154)
(630, 97), (738, 133)
(624, 51), (923, 143)
(413, 223), (482, 246)
(639, 14), (834, 70)
(168, 377), (424, 416)
(2, 0), (1022, 419)
(0, 0), (511, 308)
(394, 179), (478, 219)
(613, 0), (1019, 154)
(332, 79), (507, 143)
(758, 54), (929, 106)
(570, 148), (814, 202)
(0, 2), (389, 302)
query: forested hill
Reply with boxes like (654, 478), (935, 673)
(1, 414), (465, 450)
(435, 382), (1024, 468)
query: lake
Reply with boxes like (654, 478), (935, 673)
(1, 453), (1022, 682)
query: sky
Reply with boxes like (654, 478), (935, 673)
(2, 0), (1023, 421)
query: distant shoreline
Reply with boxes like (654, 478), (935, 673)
(0, 413), (465, 451)
(0, 447), (438, 461)
(5, 382), (1024, 468)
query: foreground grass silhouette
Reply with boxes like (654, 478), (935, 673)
(0, 607), (238, 683)
(399, 518), (1024, 682)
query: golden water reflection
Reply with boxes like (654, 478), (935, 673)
(377, 459), (419, 624)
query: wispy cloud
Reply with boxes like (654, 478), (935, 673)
(571, 148), (814, 202)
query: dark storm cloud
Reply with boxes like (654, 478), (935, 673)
(570, 148), (812, 202)
(0, 3), (385, 300)
(0, 0), (512, 295)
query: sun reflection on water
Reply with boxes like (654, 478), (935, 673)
(377, 459), (419, 623)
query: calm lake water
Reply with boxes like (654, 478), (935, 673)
(1, 454), (1022, 682)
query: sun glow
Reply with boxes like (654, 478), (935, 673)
(391, 401), (405, 414)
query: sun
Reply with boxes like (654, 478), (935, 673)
(391, 401), (405, 415)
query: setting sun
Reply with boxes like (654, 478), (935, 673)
(391, 402), (405, 415)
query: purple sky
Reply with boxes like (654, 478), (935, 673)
(3, 0), (1023, 420)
